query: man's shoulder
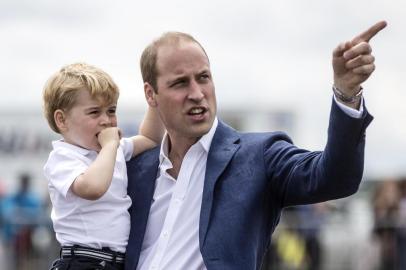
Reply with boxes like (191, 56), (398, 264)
(126, 146), (160, 192)
(214, 120), (294, 146)
(127, 145), (160, 169)
(239, 130), (291, 140)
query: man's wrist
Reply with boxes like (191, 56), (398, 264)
(332, 85), (363, 104)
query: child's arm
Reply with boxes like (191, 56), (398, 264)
(132, 106), (164, 156)
(71, 127), (121, 200)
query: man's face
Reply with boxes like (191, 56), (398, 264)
(149, 40), (217, 144)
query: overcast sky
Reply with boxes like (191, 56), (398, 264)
(1, 0), (405, 178)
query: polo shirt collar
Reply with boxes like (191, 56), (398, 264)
(52, 139), (96, 156)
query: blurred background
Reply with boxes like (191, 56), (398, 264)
(0, 0), (405, 269)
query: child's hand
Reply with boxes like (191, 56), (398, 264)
(97, 127), (121, 148)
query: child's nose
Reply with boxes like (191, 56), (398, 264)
(100, 113), (112, 126)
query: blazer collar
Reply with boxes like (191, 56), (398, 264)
(199, 120), (241, 248)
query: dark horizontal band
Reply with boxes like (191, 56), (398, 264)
(61, 246), (125, 263)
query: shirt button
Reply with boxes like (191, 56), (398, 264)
(162, 231), (169, 238)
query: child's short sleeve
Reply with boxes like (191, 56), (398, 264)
(44, 150), (88, 198)
(120, 137), (134, 161)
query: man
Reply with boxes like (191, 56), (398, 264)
(126, 21), (387, 270)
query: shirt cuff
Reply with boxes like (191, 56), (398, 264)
(333, 94), (364, 119)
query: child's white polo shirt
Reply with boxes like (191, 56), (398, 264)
(44, 138), (134, 253)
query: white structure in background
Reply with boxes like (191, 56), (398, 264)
(0, 107), (295, 196)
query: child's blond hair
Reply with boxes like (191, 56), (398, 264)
(43, 63), (119, 133)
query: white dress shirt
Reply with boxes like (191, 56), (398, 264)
(137, 119), (218, 270)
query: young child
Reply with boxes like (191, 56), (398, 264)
(42, 63), (163, 270)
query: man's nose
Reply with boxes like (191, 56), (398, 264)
(188, 81), (204, 101)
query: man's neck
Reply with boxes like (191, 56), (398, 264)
(166, 135), (200, 179)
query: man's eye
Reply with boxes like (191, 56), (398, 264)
(171, 80), (186, 87)
(199, 74), (210, 81)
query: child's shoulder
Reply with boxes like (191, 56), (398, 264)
(45, 141), (92, 168)
(44, 141), (92, 179)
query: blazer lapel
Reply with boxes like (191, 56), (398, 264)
(199, 121), (240, 248)
(127, 147), (160, 260)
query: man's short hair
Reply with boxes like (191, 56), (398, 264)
(42, 63), (119, 133)
(140, 32), (209, 92)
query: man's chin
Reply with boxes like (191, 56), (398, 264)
(189, 123), (212, 138)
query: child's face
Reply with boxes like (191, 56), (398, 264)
(62, 89), (118, 151)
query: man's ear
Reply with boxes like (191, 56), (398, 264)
(54, 109), (68, 132)
(144, 82), (158, 107)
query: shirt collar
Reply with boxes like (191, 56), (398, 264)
(159, 117), (219, 164)
(52, 139), (96, 156)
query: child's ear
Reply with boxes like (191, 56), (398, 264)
(144, 82), (157, 107)
(54, 109), (68, 131)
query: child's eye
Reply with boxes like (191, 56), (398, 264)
(88, 111), (99, 115)
(108, 109), (116, 115)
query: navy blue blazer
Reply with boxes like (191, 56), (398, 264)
(126, 101), (373, 270)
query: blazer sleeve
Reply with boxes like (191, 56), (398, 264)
(264, 99), (373, 207)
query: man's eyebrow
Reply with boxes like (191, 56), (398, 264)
(198, 69), (210, 75)
(198, 67), (211, 74)
(166, 75), (188, 86)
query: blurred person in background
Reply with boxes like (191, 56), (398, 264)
(396, 178), (406, 270)
(125, 21), (387, 270)
(0, 178), (6, 233)
(0, 179), (7, 268)
(274, 207), (306, 270)
(372, 179), (401, 270)
(296, 203), (329, 270)
(1, 172), (42, 270)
